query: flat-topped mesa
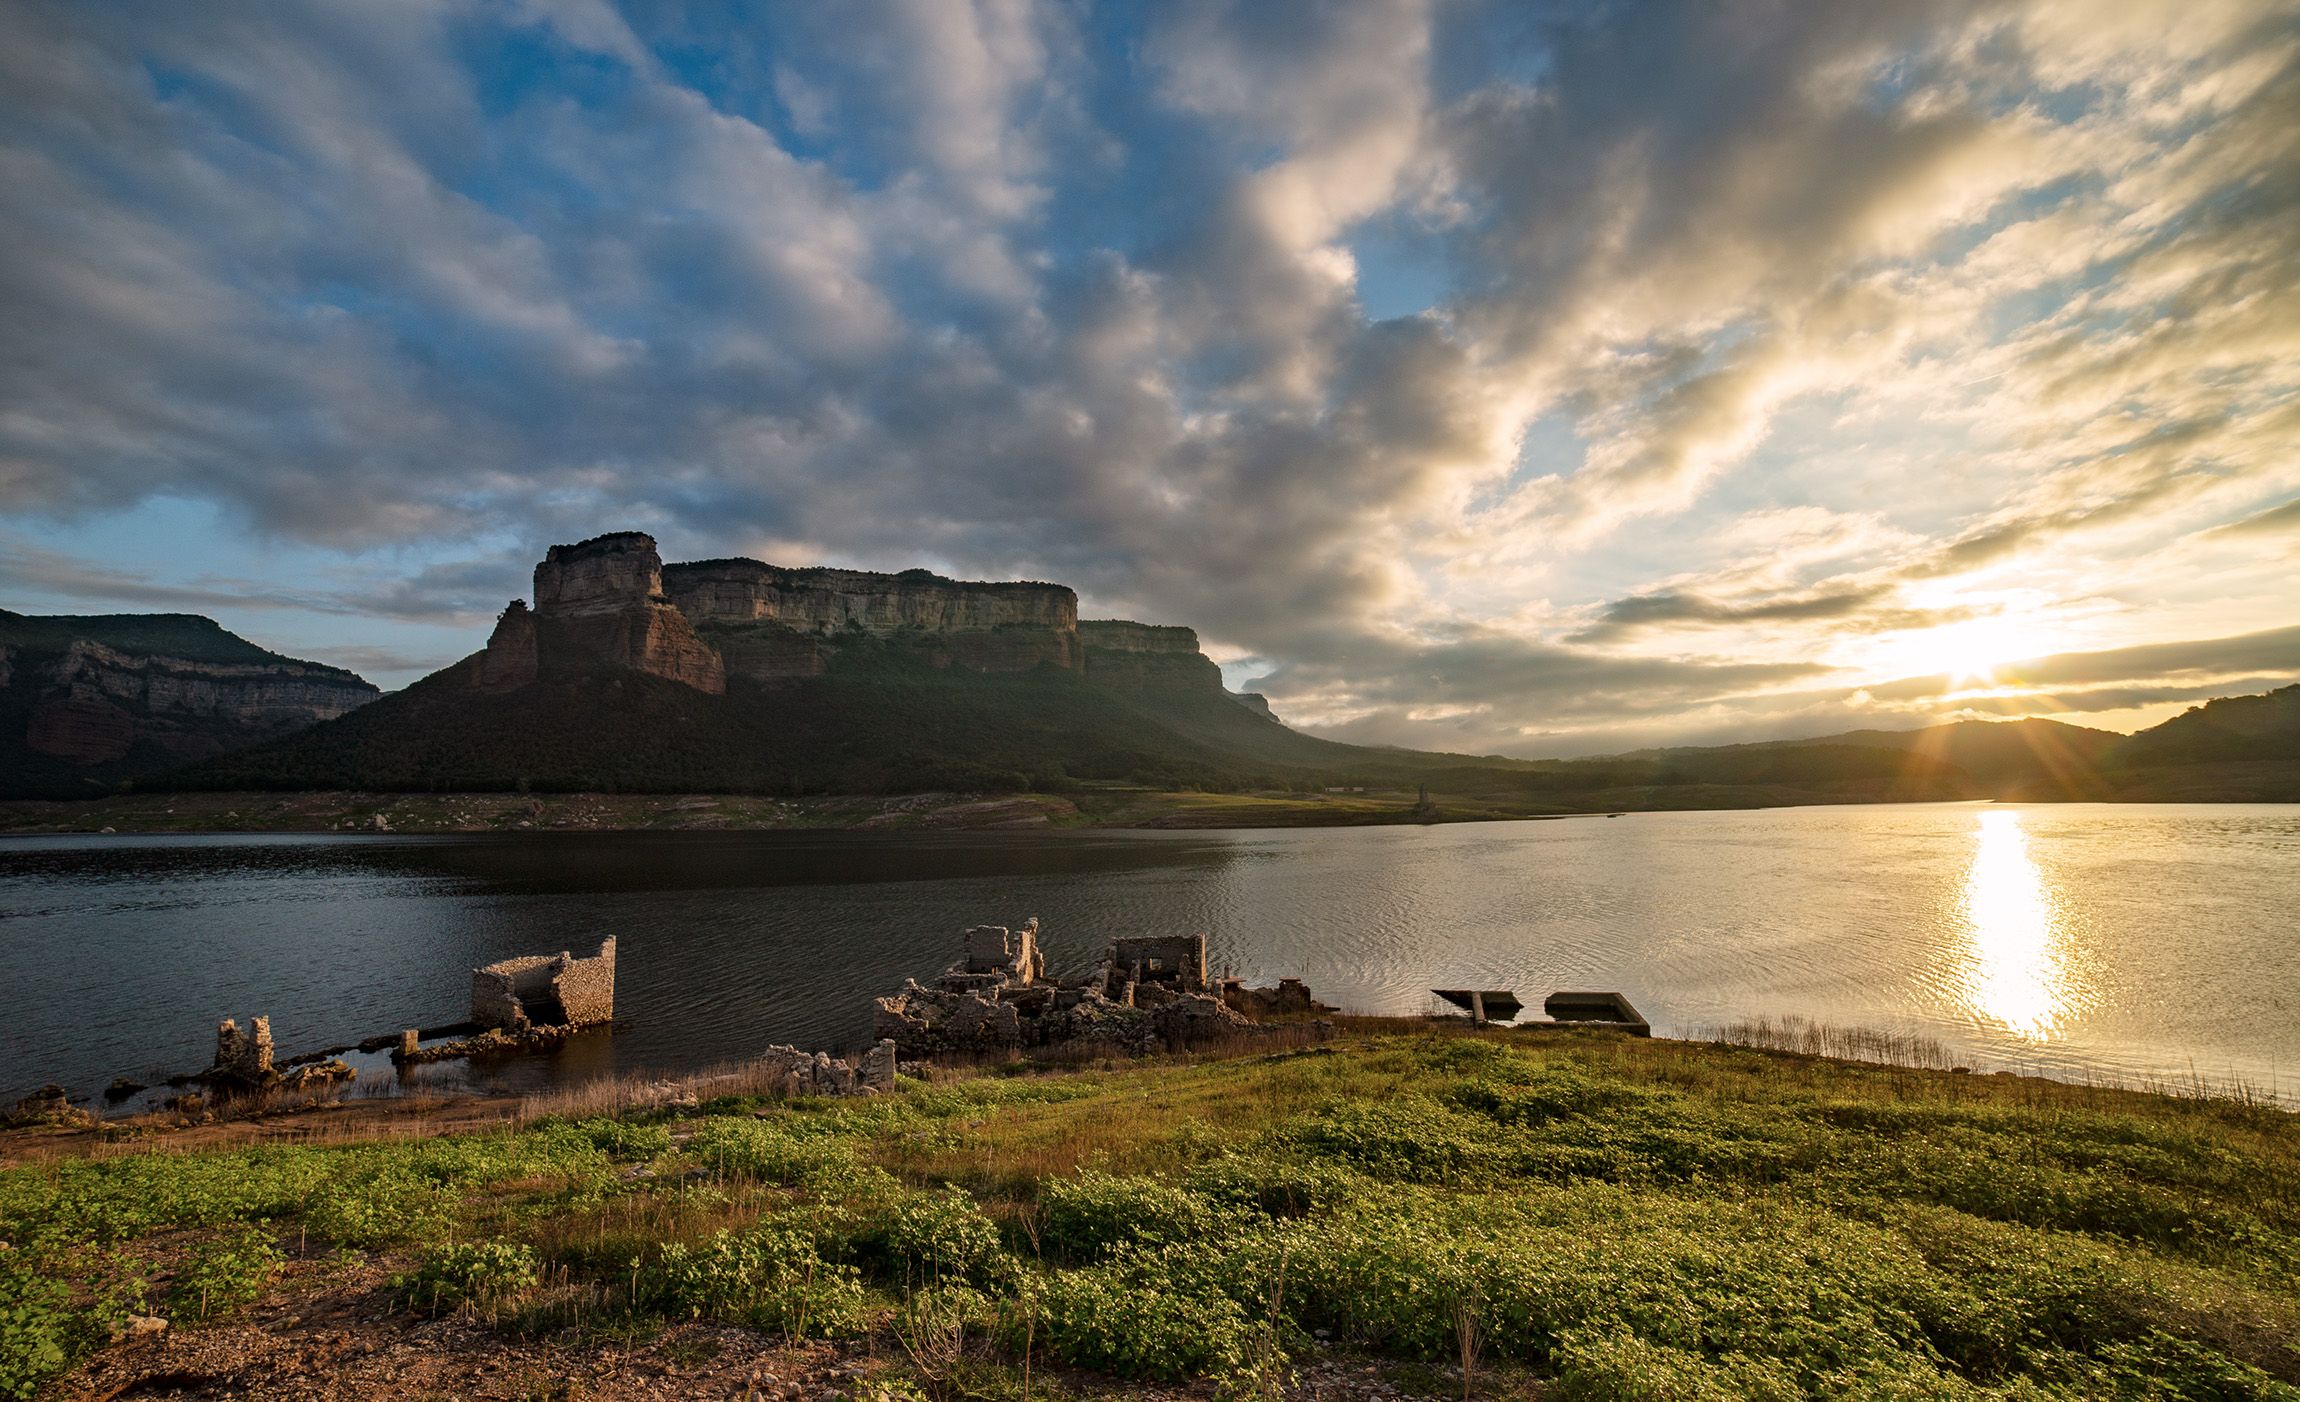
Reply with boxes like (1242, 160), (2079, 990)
(662, 557), (1080, 678)
(1080, 619), (1225, 693)
(482, 533), (725, 693)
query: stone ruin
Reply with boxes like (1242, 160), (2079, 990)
(873, 920), (1330, 1060)
(212, 1015), (274, 1082)
(472, 936), (617, 1032)
(754, 1039), (900, 1097)
(202, 1015), (354, 1097)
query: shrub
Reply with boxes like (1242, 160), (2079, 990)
(0, 1248), (104, 1402)
(566, 1117), (673, 1162)
(1281, 1097), (1494, 1183)
(168, 1227), (282, 1325)
(299, 1169), (456, 1248)
(647, 1223), (867, 1338)
(1035, 1244), (1252, 1380)
(1185, 1153), (1369, 1219)
(1038, 1171), (1214, 1260)
(687, 1120), (862, 1189)
(402, 1240), (541, 1313)
(872, 1188), (1009, 1284)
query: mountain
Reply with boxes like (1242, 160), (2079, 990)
(38, 532), (2300, 811)
(164, 532), (1441, 797)
(0, 611), (379, 798)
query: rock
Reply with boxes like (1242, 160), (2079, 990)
(663, 559), (1079, 679)
(104, 1077), (148, 1102)
(5, 1084), (97, 1129)
(1078, 620), (1228, 694)
(280, 1059), (356, 1091)
(500, 533), (726, 693)
(1, 617), (378, 779)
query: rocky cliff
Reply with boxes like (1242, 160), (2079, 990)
(0, 611), (379, 796)
(474, 536), (1083, 689)
(479, 534), (726, 694)
(1079, 620), (1227, 694)
(664, 558), (1079, 678)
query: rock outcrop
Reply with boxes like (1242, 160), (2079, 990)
(474, 534), (1085, 690)
(524, 535), (727, 693)
(0, 611), (380, 797)
(1079, 620), (1227, 694)
(664, 558), (1080, 678)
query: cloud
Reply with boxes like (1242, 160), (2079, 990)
(2, 0), (2296, 753)
(2207, 496), (2300, 538)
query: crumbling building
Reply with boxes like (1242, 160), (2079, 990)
(472, 937), (617, 1031)
(873, 920), (1326, 1060)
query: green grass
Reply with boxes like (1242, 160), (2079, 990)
(3, 1030), (2297, 1399)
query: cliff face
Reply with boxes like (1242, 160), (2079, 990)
(1080, 620), (1227, 694)
(482, 534), (726, 693)
(663, 559), (1079, 678)
(0, 612), (379, 795)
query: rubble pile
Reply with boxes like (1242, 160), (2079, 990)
(873, 920), (1330, 1060)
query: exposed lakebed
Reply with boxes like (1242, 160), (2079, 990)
(3, 802), (2295, 1104)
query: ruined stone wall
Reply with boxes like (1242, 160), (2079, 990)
(472, 937), (616, 1028)
(1106, 934), (1207, 992)
(754, 1039), (898, 1097)
(552, 936), (617, 1024)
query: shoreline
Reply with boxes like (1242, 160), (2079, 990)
(7, 780), (2293, 838)
(0, 787), (1567, 835)
(10, 1013), (2283, 1164)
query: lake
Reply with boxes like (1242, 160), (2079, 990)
(2, 803), (2295, 1106)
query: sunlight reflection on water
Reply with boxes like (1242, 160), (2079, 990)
(1959, 809), (2080, 1039)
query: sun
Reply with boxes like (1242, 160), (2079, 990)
(1873, 616), (2042, 686)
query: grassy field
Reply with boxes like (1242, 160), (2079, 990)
(4, 1029), (2298, 1399)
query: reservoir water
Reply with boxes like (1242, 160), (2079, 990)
(2, 803), (2295, 1105)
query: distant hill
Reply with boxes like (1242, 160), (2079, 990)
(0, 610), (379, 798)
(162, 532), (1521, 799)
(2109, 685), (2300, 767)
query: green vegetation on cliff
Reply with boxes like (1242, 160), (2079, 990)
(5, 1030), (2297, 1399)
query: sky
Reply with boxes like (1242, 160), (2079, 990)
(2, 0), (2296, 758)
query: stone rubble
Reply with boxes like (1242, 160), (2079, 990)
(873, 919), (1330, 1060)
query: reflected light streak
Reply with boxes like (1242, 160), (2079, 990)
(1958, 810), (2074, 1039)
